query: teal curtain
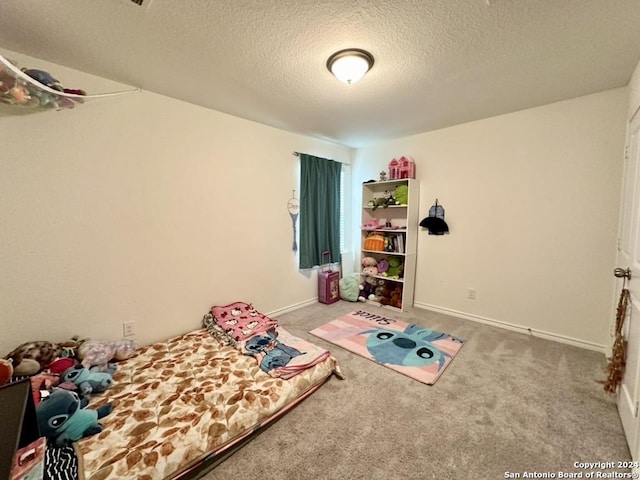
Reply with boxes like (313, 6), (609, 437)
(299, 153), (341, 269)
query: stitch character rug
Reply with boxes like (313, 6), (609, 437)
(310, 310), (465, 385)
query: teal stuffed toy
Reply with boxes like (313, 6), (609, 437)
(36, 389), (113, 446)
(61, 364), (115, 396)
(339, 274), (360, 302)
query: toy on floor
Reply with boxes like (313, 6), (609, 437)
(359, 276), (383, 302)
(61, 364), (115, 396)
(339, 275), (360, 302)
(378, 283), (403, 309)
(36, 389), (113, 446)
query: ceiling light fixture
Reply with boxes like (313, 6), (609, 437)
(326, 48), (374, 85)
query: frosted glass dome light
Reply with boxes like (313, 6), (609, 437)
(327, 49), (374, 84)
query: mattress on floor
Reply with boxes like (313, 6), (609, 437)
(74, 328), (338, 480)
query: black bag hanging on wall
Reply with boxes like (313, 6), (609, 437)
(419, 199), (449, 235)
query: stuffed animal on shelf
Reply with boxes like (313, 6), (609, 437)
(61, 364), (115, 396)
(377, 283), (392, 306)
(362, 256), (378, 276)
(377, 258), (389, 274)
(383, 256), (404, 279)
(394, 185), (409, 205)
(390, 284), (403, 309)
(36, 389), (113, 446)
(369, 194), (392, 210)
(362, 256), (377, 268)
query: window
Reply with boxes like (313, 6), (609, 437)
(299, 154), (342, 268)
(339, 162), (351, 254)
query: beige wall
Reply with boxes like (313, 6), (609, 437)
(0, 50), (352, 354)
(628, 60), (640, 121)
(1, 48), (630, 356)
(352, 88), (628, 350)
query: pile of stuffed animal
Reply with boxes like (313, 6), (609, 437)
(359, 256), (404, 309)
(0, 58), (86, 110)
(1, 337), (137, 446)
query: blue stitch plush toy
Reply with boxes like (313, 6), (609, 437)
(243, 330), (302, 373)
(61, 364), (115, 396)
(35, 389), (113, 446)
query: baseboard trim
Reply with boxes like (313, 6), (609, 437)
(413, 302), (606, 354)
(267, 298), (318, 318)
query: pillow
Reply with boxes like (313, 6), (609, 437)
(339, 275), (360, 302)
(77, 339), (137, 368)
(210, 302), (278, 341)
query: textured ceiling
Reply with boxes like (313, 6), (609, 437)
(0, 0), (639, 147)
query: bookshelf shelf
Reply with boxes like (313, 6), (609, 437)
(359, 178), (419, 311)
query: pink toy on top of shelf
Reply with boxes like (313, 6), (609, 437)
(388, 156), (416, 180)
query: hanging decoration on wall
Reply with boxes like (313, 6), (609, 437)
(601, 271), (631, 394)
(419, 199), (449, 235)
(287, 190), (300, 252)
(0, 54), (139, 112)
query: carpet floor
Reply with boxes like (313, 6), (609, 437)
(202, 300), (630, 480)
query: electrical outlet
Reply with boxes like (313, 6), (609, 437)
(123, 321), (136, 337)
(467, 288), (476, 300)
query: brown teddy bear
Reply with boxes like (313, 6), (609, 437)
(390, 285), (403, 309)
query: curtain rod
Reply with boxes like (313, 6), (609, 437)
(292, 151), (350, 165)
